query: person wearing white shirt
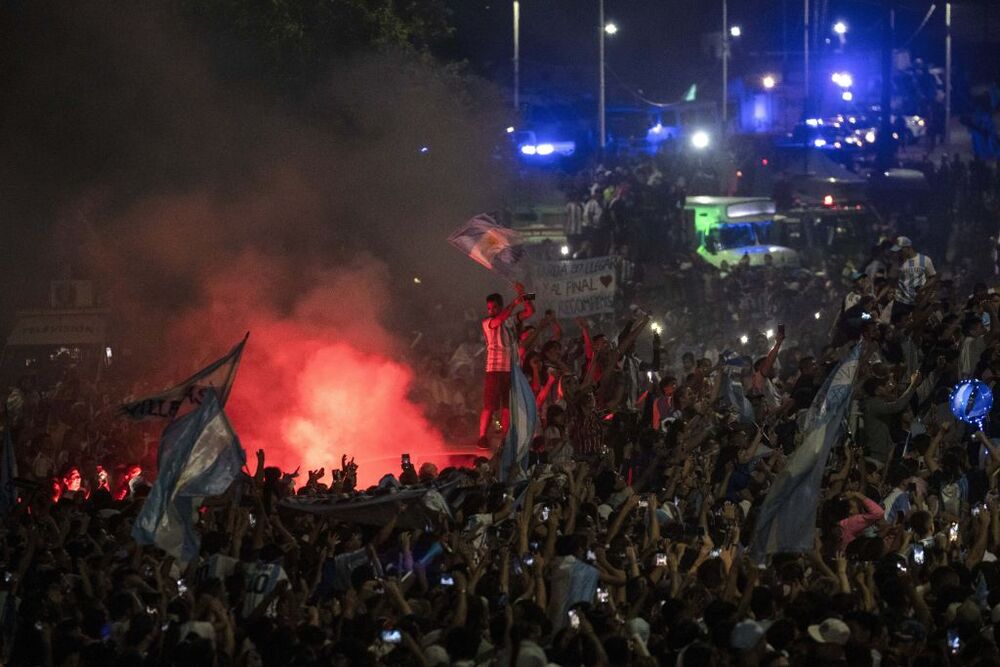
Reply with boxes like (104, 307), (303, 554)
(890, 236), (937, 323)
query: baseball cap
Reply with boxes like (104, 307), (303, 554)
(807, 618), (851, 645)
(890, 236), (913, 251)
(730, 620), (766, 650)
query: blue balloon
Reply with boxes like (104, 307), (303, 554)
(950, 379), (994, 426)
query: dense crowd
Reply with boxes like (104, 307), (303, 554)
(11, 159), (1000, 666)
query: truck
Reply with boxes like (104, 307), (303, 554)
(683, 196), (800, 268)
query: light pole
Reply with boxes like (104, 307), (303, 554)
(599, 0), (606, 148)
(513, 0), (520, 110)
(803, 0), (810, 113)
(945, 1), (952, 144)
(721, 0), (728, 128)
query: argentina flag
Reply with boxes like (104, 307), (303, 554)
(718, 350), (753, 423)
(499, 361), (539, 483)
(132, 389), (245, 562)
(120, 333), (248, 421)
(448, 214), (526, 281)
(751, 344), (863, 558)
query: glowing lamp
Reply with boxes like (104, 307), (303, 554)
(761, 75), (776, 90)
(739, 334), (749, 345)
(841, 91), (854, 102)
(506, 126), (515, 134)
(833, 21), (847, 35)
(691, 130), (710, 149)
(729, 25), (742, 38)
(823, 194), (834, 206)
(604, 22), (618, 35)
(560, 244), (570, 256)
(813, 138), (827, 148)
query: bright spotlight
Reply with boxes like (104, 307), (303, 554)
(739, 334), (749, 345)
(761, 75), (776, 90)
(865, 130), (876, 143)
(813, 138), (827, 148)
(833, 21), (848, 35)
(535, 143), (554, 156)
(831, 72), (853, 88)
(520, 145), (537, 155)
(729, 25), (742, 38)
(506, 126), (515, 134)
(814, 311), (822, 320)
(841, 90), (854, 102)
(560, 244), (570, 256)
(691, 130), (710, 149)
(604, 22), (618, 35)
(651, 322), (663, 334)
(765, 329), (775, 339)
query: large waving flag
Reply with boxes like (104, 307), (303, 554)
(499, 361), (539, 483)
(120, 333), (248, 421)
(0, 427), (16, 515)
(132, 390), (245, 562)
(752, 344), (863, 558)
(448, 214), (526, 281)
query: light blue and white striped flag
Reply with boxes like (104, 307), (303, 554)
(120, 333), (248, 421)
(751, 344), (863, 558)
(448, 214), (526, 281)
(132, 389), (245, 563)
(499, 360), (539, 483)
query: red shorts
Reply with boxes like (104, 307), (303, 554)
(483, 371), (511, 411)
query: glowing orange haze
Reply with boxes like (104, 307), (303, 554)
(227, 332), (451, 488)
(162, 254), (460, 488)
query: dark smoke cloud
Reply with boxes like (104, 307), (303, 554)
(0, 1), (514, 347)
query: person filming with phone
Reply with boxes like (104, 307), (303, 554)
(478, 282), (535, 449)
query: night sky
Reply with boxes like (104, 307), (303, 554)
(445, 0), (994, 107)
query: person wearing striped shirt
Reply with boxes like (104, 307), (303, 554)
(478, 283), (534, 449)
(890, 236), (937, 323)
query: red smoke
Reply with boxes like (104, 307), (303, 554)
(161, 252), (456, 487)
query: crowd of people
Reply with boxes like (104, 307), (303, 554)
(10, 149), (1000, 666)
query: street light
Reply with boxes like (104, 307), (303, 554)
(513, 1), (520, 109)
(833, 21), (848, 35)
(831, 72), (853, 88)
(761, 74), (777, 90)
(598, 0), (617, 148)
(729, 25), (742, 38)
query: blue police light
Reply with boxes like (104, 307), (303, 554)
(950, 379), (993, 428)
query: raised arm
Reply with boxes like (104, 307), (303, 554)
(757, 330), (785, 378)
